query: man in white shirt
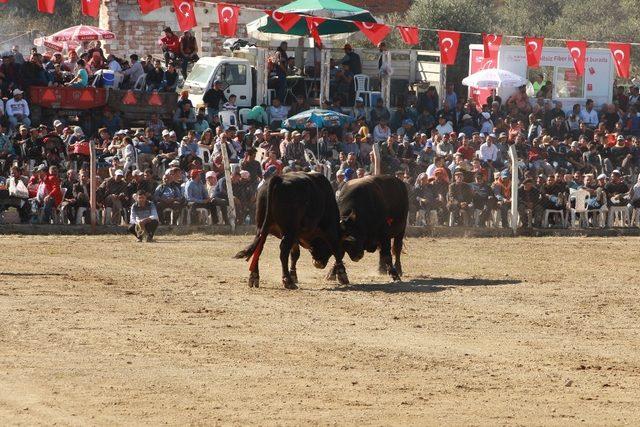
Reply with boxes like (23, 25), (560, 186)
(580, 99), (599, 128)
(479, 133), (499, 164)
(267, 98), (288, 128)
(372, 118), (391, 143)
(122, 54), (144, 89)
(435, 115), (453, 135)
(5, 89), (31, 132)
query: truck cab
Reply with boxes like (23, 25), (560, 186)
(182, 56), (256, 109)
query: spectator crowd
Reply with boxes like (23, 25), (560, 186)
(2, 37), (640, 238)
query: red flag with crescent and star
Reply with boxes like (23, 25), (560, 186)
(305, 16), (325, 48)
(37, 0), (55, 13)
(566, 40), (587, 76)
(138, 0), (161, 14)
(217, 3), (240, 37)
(525, 36), (544, 68)
(172, 0), (197, 31)
(81, 0), (100, 17)
(438, 30), (460, 65)
(609, 42), (630, 79)
(482, 33), (502, 60)
(265, 10), (301, 32)
(354, 22), (391, 46)
(397, 26), (419, 46)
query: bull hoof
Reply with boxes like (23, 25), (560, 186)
(234, 250), (248, 259)
(389, 268), (401, 282)
(283, 277), (298, 290)
(378, 265), (388, 275)
(335, 264), (349, 286)
(325, 264), (337, 281)
(290, 269), (298, 284)
(249, 272), (260, 288)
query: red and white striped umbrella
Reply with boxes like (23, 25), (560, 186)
(34, 36), (80, 52)
(49, 25), (115, 42)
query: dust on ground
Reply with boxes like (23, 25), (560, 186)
(0, 235), (639, 425)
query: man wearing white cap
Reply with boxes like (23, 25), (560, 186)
(5, 89), (30, 132)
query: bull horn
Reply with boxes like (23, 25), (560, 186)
(342, 235), (356, 242)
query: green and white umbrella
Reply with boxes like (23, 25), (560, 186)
(247, 0), (378, 41)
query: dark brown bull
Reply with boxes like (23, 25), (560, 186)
(332, 175), (409, 281)
(235, 172), (349, 289)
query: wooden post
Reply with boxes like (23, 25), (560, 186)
(89, 140), (97, 232)
(256, 48), (268, 106)
(220, 141), (236, 233)
(319, 49), (331, 105)
(372, 143), (381, 176)
(382, 50), (391, 109)
(508, 144), (519, 235)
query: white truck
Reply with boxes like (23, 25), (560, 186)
(182, 46), (443, 109)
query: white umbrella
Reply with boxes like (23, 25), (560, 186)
(462, 68), (528, 89)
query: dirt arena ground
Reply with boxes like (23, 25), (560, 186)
(0, 234), (639, 425)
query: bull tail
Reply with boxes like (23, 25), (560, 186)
(234, 176), (283, 269)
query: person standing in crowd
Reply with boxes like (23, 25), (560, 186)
(274, 41), (288, 103)
(129, 190), (159, 242)
(179, 30), (198, 79)
(341, 44), (362, 75)
(203, 80), (227, 124)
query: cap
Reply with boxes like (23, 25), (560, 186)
(254, 129), (263, 135)
(500, 170), (510, 179)
(617, 134), (625, 141)
(114, 169), (124, 176)
(162, 129), (170, 136)
(12, 88), (23, 96)
(499, 132), (507, 139)
(53, 120), (63, 128)
(612, 169), (622, 175)
(597, 173), (607, 180)
(169, 131), (176, 137)
(458, 132), (466, 139)
(402, 118), (414, 126)
(132, 170), (143, 176)
(355, 96), (364, 103)
(168, 159), (180, 166)
(240, 170), (251, 179)
(481, 112), (491, 119)
(426, 141), (433, 148)
(488, 133), (496, 138)
(571, 141), (578, 147)
(205, 171), (216, 179)
(462, 114), (472, 121)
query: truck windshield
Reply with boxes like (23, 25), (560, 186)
(186, 63), (214, 87)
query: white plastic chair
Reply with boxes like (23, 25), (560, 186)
(607, 205), (630, 227)
(218, 110), (237, 130)
(197, 147), (212, 168)
(353, 74), (371, 106)
(238, 108), (251, 130)
(133, 73), (147, 91)
(542, 207), (566, 228)
(569, 189), (605, 228)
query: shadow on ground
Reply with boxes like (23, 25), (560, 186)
(326, 276), (522, 294)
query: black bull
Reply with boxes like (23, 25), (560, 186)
(331, 175), (409, 281)
(235, 172), (350, 289)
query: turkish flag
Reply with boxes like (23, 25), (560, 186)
(525, 36), (544, 68)
(305, 17), (325, 49)
(566, 40), (587, 76)
(37, 0), (55, 13)
(173, 0), (197, 31)
(609, 42), (631, 79)
(217, 3), (240, 37)
(138, 0), (161, 14)
(438, 30), (460, 66)
(81, 0), (99, 17)
(397, 26), (419, 46)
(482, 33), (502, 60)
(265, 10), (301, 32)
(354, 22), (391, 47)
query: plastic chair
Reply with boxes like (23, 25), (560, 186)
(133, 74), (147, 91)
(353, 74), (371, 106)
(542, 208), (566, 228)
(238, 108), (251, 130)
(607, 205), (630, 227)
(569, 189), (605, 228)
(197, 147), (212, 168)
(218, 110), (237, 130)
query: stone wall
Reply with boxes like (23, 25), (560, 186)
(99, 0), (411, 58)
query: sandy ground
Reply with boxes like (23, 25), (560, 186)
(0, 234), (639, 426)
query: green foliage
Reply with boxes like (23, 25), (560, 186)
(0, 0), (95, 36)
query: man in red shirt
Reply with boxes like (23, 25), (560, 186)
(456, 134), (475, 161)
(160, 27), (181, 67)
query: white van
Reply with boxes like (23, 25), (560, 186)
(182, 56), (256, 108)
